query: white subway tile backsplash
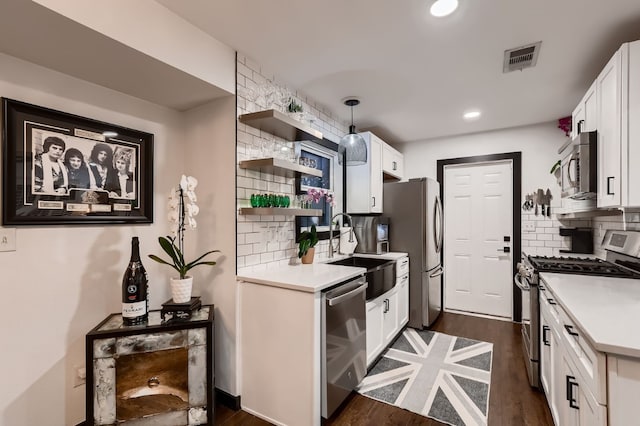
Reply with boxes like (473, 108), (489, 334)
(237, 244), (253, 256)
(260, 252), (274, 263)
(253, 242), (267, 254)
(245, 232), (263, 244)
(236, 62), (252, 78)
(537, 234), (552, 241)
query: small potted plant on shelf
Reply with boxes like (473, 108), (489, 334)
(298, 224), (318, 264)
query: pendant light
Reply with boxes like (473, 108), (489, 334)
(338, 98), (367, 166)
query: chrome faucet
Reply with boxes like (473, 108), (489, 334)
(329, 213), (354, 258)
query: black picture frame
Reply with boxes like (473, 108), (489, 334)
(2, 98), (154, 225)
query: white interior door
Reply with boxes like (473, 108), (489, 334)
(443, 161), (513, 318)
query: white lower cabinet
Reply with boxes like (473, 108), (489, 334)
(397, 274), (409, 326)
(608, 356), (640, 425)
(540, 285), (606, 426)
(366, 297), (384, 366)
(366, 256), (410, 367)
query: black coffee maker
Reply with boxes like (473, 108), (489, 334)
(559, 227), (593, 254)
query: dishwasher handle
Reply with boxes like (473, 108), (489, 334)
(326, 278), (368, 307)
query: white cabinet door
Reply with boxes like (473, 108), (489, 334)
(597, 48), (622, 208)
(382, 143), (404, 180)
(366, 298), (384, 367)
(572, 81), (597, 137)
(608, 356), (640, 425)
(346, 132), (383, 214)
(572, 98), (586, 139)
(559, 348), (606, 426)
(540, 304), (552, 396)
(397, 274), (409, 327)
(383, 288), (398, 343)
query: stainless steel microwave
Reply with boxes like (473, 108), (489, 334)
(559, 131), (597, 200)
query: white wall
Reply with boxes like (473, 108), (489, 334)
(183, 98), (238, 395)
(0, 52), (235, 425)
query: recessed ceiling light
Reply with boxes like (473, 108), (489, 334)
(430, 0), (459, 17)
(463, 111), (481, 120)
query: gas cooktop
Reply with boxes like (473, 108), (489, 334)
(527, 255), (640, 278)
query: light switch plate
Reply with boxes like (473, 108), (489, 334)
(0, 228), (16, 252)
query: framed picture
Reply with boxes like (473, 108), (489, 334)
(2, 98), (154, 225)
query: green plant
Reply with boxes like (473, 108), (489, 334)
(287, 99), (303, 113)
(149, 175), (220, 279)
(550, 160), (561, 174)
(298, 224), (318, 258)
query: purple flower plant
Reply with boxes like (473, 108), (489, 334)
(305, 188), (336, 207)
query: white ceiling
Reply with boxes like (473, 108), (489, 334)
(156, 0), (640, 143)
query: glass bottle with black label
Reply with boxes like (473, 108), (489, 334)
(122, 237), (148, 326)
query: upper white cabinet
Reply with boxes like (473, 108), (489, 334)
(382, 143), (404, 180)
(572, 81), (597, 138)
(347, 131), (383, 213)
(596, 40), (640, 208)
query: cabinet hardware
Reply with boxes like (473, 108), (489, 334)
(383, 299), (389, 313)
(372, 196), (376, 207)
(392, 161), (397, 170)
(566, 375), (580, 409)
(497, 247), (511, 253)
(607, 176), (615, 195)
(539, 285), (546, 292)
(564, 324), (579, 337)
(542, 326), (550, 346)
(547, 298), (557, 305)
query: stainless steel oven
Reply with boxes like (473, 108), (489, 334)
(515, 259), (539, 389)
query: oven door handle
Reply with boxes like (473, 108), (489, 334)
(514, 273), (530, 291)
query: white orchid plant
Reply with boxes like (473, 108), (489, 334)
(149, 175), (220, 279)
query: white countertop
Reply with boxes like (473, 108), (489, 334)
(540, 272), (640, 357)
(237, 252), (407, 293)
(237, 263), (367, 293)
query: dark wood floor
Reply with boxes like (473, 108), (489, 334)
(214, 312), (553, 425)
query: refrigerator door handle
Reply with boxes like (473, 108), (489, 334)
(434, 195), (443, 254)
(429, 266), (444, 278)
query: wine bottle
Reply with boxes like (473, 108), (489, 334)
(122, 236), (148, 326)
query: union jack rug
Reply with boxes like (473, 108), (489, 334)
(357, 329), (493, 426)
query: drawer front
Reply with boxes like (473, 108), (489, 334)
(539, 285), (561, 328)
(556, 302), (607, 405)
(396, 257), (409, 278)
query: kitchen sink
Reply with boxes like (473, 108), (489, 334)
(327, 257), (396, 301)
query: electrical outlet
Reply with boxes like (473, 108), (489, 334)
(0, 228), (16, 252)
(523, 222), (535, 232)
(73, 365), (86, 388)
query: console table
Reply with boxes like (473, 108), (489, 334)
(85, 305), (214, 425)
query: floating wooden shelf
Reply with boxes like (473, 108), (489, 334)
(239, 157), (323, 178)
(239, 207), (323, 216)
(238, 109), (323, 142)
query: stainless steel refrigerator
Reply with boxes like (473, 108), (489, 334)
(383, 177), (443, 328)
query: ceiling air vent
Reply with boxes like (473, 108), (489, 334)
(503, 41), (542, 73)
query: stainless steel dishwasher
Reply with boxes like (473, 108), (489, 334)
(321, 276), (368, 419)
